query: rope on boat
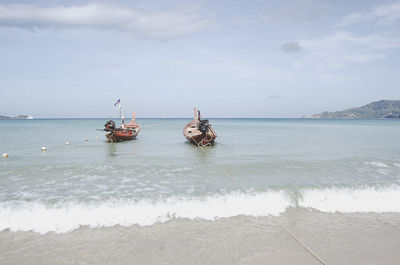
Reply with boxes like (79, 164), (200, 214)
(192, 131), (213, 147)
(191, 134), (204, 147)
(281, 224), (327, 265)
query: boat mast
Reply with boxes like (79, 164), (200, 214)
(115, 99), (124, 124)
(120, 104), (125, 126)
(193, 108), (198, 121)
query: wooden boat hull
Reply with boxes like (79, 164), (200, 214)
(183, 121), (217, 146)
(106, 128), (140, 142)
(104, 113), (141, 143)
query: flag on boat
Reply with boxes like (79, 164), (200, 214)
(114, 99), (122, 109)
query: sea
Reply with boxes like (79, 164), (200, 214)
(1, 118), (400, 265)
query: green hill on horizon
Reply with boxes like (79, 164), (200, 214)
(312, 100), (400, 119)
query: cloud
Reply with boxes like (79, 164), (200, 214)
(0, 3), (212, 39)
(294, 31), (400, 68)
(263, 0), (329, 23)
(280, 41), (302, 52)
(336, 1), (400, 27)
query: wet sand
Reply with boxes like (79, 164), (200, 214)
(1, 208), (399, 265)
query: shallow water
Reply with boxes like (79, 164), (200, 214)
(1, 118), (400, 264)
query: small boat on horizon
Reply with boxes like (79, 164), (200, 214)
(183, 108), (217, 146)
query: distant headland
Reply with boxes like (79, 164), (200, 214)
(0, 115), (34, 120)
(311, 100), (400, 119)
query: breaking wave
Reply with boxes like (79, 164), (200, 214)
(0, 191), (290, 234)
(1, 185), (400, 234)
(299, 185), (400, 213)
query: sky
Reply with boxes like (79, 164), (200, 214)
(0, 0), (399, 118)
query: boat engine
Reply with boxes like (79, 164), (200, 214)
(198, 119), (210, 133)
(104, 120), (116, 132)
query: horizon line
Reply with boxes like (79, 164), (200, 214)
(0, 117), (307, 119)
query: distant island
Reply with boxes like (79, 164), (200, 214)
(312, 100), (400, 119)
(0, 115), (34, 119)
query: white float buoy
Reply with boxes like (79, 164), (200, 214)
(96, 136), (99, 139)
(84, 138), (88, 142)
(65, 141), (70, 146)
(2, 153), (8, 158)
(41, 147), (47, 151)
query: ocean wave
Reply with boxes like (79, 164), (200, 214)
(1, 186), (400, 234)
(299, 185), (400, 213)
(0, 191), (290, 234)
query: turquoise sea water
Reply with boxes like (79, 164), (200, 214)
(1, 118), (400, 233)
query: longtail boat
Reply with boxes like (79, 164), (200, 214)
(183, 108), (217, 146)
(104, 112), (141, 142)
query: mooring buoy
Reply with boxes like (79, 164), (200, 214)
(41, 147), (47, 151)
(2, 153), (8, 158)
(65, 141), (70, 145)
(84, 138), (88, 142)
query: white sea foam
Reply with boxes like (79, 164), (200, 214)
(364, 161), (389, 168)
(2, 186), (400, 234)
(300, 186), (400, 213)
(0, 191), (291, 234)
(377, 169), (389, 175)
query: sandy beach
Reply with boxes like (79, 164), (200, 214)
(1, 209), (399, 265)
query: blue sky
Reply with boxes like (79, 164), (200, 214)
(0, 0), (399, 118)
